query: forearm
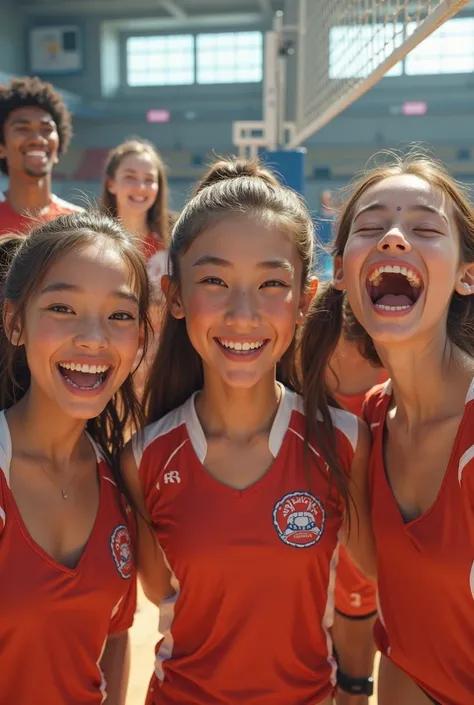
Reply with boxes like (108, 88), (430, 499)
(100, 631), (131, 705)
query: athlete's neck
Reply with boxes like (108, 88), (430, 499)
(326, 335), (383, 396)
(376, 331), (474, 427)
(118, 210), (149, 240)
(195, 372), (281, 444)
(6, 173), (53, 214)
(5, 384), (88, 467)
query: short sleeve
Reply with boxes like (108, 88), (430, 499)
(108, 572), (137, 635)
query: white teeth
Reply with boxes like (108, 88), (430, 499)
(367, 264), (421, 287)
(26, 150), (47, 157)
(59, 362), (110, 373)
(375, 304), (412, 311)
(218, 339), (265, 352)
(63, 376), (103, 390)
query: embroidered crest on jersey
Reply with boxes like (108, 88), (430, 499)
(273, 491), (325, 548)
(110, 525), (133, 579)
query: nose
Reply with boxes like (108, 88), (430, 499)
(377, 226), (412, 254)
(224, 288), (260, 329)
(74, 318), (108, 351)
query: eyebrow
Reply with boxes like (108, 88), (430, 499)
(354, 202), (448, 223)
(10, 117), (55, 127)
(40, 282), (139, 303)
(192, 254), (294, 273)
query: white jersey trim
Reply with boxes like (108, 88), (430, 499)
(155, 554), (181, 683)
(0, 411), (13, 487)
(318, 407), (358, 453)
(133, 406), (184, 467)
(322, 542), (339, 686)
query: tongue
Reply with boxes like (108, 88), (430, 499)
(64, 370), (102, 389)
(377, 294), (413, 307)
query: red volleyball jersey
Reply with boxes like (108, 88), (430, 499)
(134, 385), (359, 705)
(0, 191), (83, 236)
(333, 374), (387, 618)
(0, 412), (136, 705)
(365, 380), (474, 705)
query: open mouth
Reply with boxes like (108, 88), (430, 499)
(57, 362), (112, 391)
(128, 195), (148, 205)
(215, 338), (269, 356)
(366, 263), (423, 312)
(24, 150), (50, 164)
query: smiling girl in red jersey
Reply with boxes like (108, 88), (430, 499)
(303, 152), (474, 705)
(101, 139), (174, 294)
(0, 211), (151, 704)
(122, 157), (375, 705)
(101, 139), (175, 395)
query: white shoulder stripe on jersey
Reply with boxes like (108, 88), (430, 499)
(465, 377), (474, 405)
(458, 443), (474, 485)
(0, 411), (12, 486)
(269, 383), (299, 458)
(316, 407), (358, 453)
(133, 406), (185, 467)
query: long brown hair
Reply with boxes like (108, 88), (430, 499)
(302, 151), (474, 464)
(101, 138), (170, 248)
(0, 211), (151, 503)
(144, 156), (313, 414)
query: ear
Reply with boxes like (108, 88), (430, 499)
(107, 178), (118, 195)
(3, 300), (23, 346)
(0, 143), (6, 160)
(455, 261), (474, 297)
(333, 255), (345, 291)
(297, 276), (318, 325)
(161, 275), (185, 320)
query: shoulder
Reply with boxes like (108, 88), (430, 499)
(285, 387), (359, 461)
(363, 380), (391, 426)
(132, 404), (189, 469)
(51, 195), (84, 214)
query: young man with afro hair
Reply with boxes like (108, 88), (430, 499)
(0, 76), (82, 236)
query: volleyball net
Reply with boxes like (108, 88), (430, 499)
(288, 0), (470, 148)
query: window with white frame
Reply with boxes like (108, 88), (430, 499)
(196, 31), (263, 84)
(405, 17), (474, 75)
(329, 23), (404, 79)
(126, 34), (194, 86)
(329, 17), (474, 79)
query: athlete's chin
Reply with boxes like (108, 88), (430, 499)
(23, 166), (51, 178)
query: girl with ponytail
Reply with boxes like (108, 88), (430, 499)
(122, 157), (374, 705)
(303, 152), (474, 705)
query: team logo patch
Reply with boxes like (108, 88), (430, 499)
(110, 525), (133, 579)
(273, 491), (325, 548)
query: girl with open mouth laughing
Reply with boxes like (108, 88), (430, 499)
(303, 152), (474, 705)
(0, 211), (151, 704)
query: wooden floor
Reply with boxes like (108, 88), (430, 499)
(127, 586), (378, 704)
